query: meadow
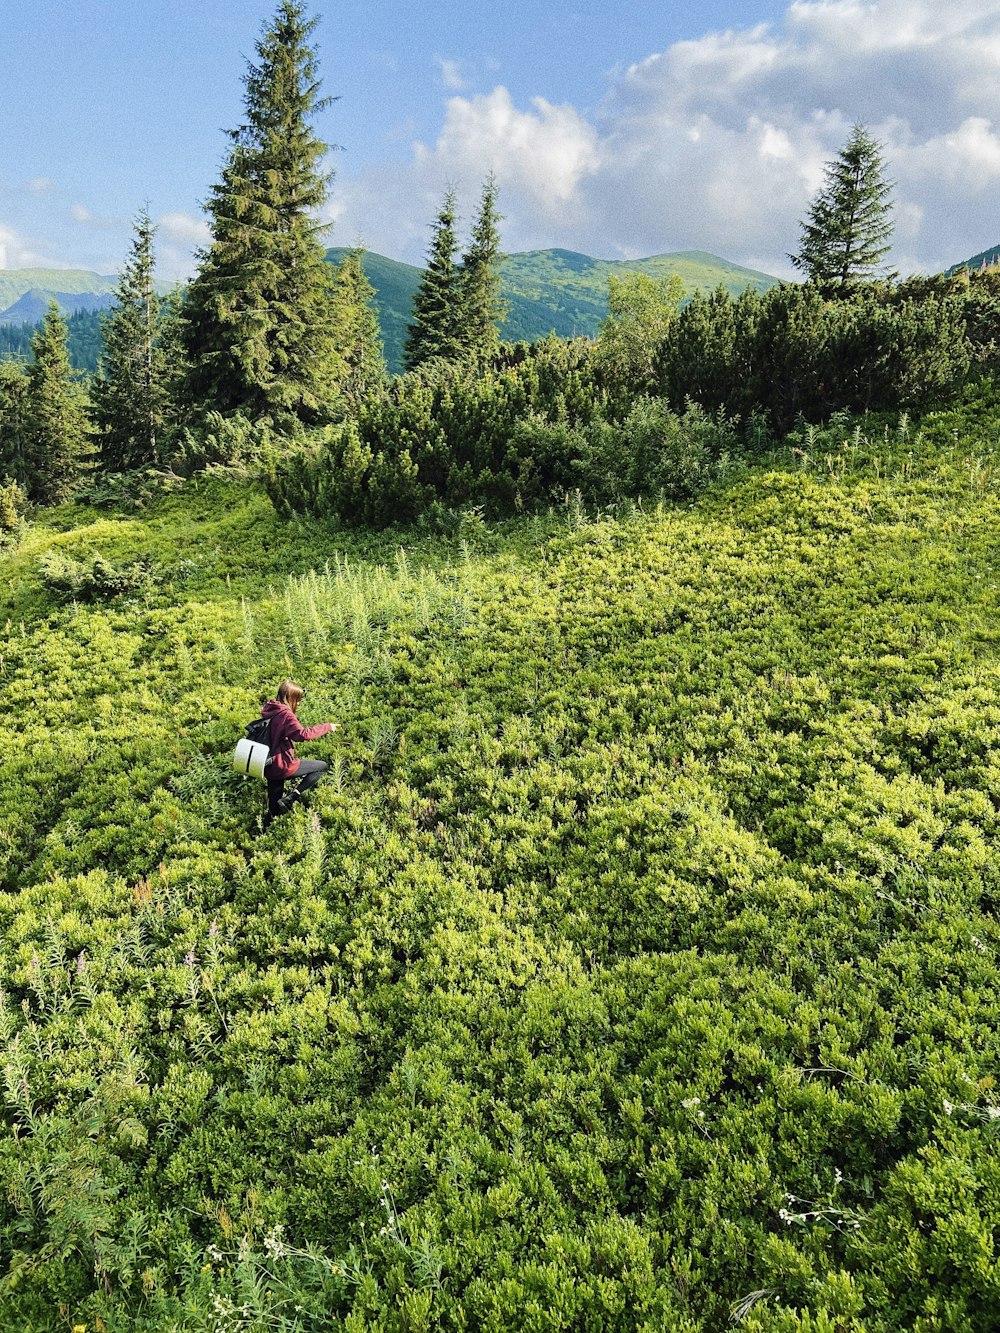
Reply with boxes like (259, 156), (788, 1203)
(2, 389), (1000, 1330)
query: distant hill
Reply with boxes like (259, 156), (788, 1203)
(0, 269), (174, 328)
(946, 245), (1000, 276)
(0, 288), (117, 327)
(0, 250), (779, 376)
(0, 270), (172, 374)
(0, 268), (121, 314)
(327, 247), (780, 372)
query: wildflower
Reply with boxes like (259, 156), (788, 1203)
(184, 948), (196, 969)
(943, 1099), (954, 1115)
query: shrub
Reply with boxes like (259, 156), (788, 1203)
(38, 550), (160, 601)
(0, 477), (26, 547)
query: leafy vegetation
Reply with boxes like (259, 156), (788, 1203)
(3, 389), (1000, 1330)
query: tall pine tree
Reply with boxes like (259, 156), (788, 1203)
(92, 209), (174, 471)
(24, 304), (90, 505)
(181, 1), (339, 421)
(458, 174), (507, 363)
(403, 188), (463, 371)
(790, 125), (894, 292)
(330, 247), (386, 405)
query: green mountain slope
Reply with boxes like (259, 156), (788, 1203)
(947, 244), (1000, 275)
(0, 251), (777, 375)
(327, 246), (780, 371)
(0, 268), (120, 311)
(0, 269), (174, 323)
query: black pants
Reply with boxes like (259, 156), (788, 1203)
(267, 759), (328, 815)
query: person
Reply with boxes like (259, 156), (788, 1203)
(261, 679), (338, 826)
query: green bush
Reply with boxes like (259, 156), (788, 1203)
(0, 477), (26, 546)
(38, 549), (161, 601)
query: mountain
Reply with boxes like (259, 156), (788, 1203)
(327, 247), (780, 372)
(0, 267), (120, 313)
(0, 269), (175, 328)
(0, 288), (117, 327)
(946, 245), (1000, 276)
(0, 249), (779, 375)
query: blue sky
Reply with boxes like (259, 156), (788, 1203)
(3, 0), (999, 280)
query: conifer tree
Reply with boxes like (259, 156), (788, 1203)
(458, 175), (507, 362)
(92, 209), (173, 471)
(403, 188), (463, 371)
(181, 1), (339, 421)
(24, 304), (90, 504)
(790, 125), (894, 292)
(330, 247), (386, 405)
(0, 361), (30, 489)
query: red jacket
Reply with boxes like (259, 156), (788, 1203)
(261, 699), (333, 778)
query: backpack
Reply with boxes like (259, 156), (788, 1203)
(233, 716), (271, 780)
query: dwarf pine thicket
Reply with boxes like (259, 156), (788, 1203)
(2, 390), (1000, 1330)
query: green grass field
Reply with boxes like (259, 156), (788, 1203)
(2, 390), (1000, 1330)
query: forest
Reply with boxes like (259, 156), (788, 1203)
(2, 2), (1000, 1331)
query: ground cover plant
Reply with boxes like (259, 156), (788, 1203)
(2, 387), (1000, 1330)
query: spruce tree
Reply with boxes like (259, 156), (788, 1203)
(0, 361), (30, 489)
(458, 175), (507, 363)
(403, 188), (463, 371)
(790, 124), (894, 292)
(181, 1), (339, 421)
(24, 304), (90, 505)
(92, 209), (172, 471)
(330, 247), (386, 405)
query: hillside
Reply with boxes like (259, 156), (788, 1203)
(947, 243), (1000, 275)
(2, 389), (1000, 1329)
(0, 267), (120, 312)
(0, 249), (777, 375)
(0, 268), (174, 328)
(327, 246), (780, 370)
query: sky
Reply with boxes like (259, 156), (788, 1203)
(3, 0), (1000, 282)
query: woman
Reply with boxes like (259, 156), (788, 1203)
(261, 679), (338, 825)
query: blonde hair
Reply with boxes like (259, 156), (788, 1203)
(276, 679), (305, 713)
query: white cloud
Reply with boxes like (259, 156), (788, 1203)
(436, 58), (467, 91)
(329, 87), (601, 259)
(157, 211), (211, 247)
(27, 176), (54, 194)
(154, 211), (212, 283)
(70, 203), (92, 224)
(0, 222), (51, 269)
(329, 0), (1000, 275)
